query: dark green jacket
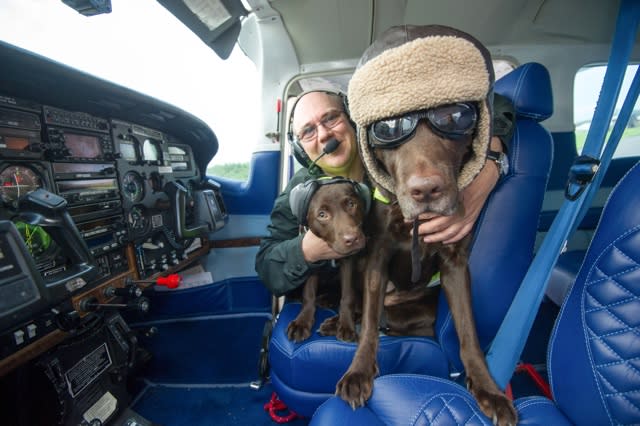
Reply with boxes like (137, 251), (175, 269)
(254, 166), (327, 296)
(255, 94), (514, 296)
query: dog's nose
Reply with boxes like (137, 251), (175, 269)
(342, 232), (362, 248)
(408, 175), (444, 202)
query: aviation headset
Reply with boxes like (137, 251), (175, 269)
(289, 176), (371, 226)
(287, 89), (355, 169)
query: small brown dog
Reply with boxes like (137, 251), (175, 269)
(285, 177), (370, 343)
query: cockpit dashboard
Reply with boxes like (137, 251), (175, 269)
(0, 40), (227, 377)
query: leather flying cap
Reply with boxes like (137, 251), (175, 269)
(348, 25), (495, 193)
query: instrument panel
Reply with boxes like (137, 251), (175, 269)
(0, 42), (227, 424)
(0, 92), (228, 366)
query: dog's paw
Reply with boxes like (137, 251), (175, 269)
(319, 315), (357, 342)
(467, 380), (517, 426)
(335, 365), (378, 409)
(318, 315), (339, 336)
(286, 320), (312, 342)
(336, 324), (357, 342)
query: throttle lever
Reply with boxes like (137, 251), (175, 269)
(80, 296), (150, 313)
(125, 273), (182, 289)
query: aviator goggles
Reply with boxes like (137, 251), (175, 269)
(368, 102), (478, 148)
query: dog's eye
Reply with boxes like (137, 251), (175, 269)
(318, 210), (328, 219)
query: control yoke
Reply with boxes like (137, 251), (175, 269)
(163, 181), (208, 239)
(18, 189), (97, 287)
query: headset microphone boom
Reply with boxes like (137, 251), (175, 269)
(308, 138), (341, 173)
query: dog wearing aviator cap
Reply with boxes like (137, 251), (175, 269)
(349, 24), (493, 195)
(335, 25), (517, 425)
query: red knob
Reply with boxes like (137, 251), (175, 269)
(155, 274), (181, 289)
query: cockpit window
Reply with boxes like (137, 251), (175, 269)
(0, 0), (259, 180)
(574, 64), (640, 158)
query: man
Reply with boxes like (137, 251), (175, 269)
(255, 89), (513, 297)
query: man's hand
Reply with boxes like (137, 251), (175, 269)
(415, 137), (502, 244)
(301, 229), (344, 262)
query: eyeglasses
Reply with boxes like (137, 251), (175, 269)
(296, 110), (345, 143)
(368, 102), (478, 148)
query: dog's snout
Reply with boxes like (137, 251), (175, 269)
(407, 175), (445, 202)
(342, 232), (359, 247)
(340, 229), (365, 252)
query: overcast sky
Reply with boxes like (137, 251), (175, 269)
(0, 0), (260, 166)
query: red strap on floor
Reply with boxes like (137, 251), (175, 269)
(264, 392), (301, 423)
(515, 362), (552, 399)
(505, 382), (514, 400)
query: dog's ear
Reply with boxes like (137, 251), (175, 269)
(289, 180), (318, 226)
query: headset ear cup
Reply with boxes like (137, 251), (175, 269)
(355, 182), (372, 213)
(290, 139), (312, 168)
(289, 181), (316, 225)
(289, 183), (304, 223)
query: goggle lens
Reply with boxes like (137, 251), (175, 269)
(369, 103), (477, 147)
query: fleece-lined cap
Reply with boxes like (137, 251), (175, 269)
(348, 25), (495, 192)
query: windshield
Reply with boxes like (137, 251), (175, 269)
(0, 0), (259, 176)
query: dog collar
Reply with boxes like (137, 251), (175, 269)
(373, 187), (391, 204)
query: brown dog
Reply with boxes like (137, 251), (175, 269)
(286, 178), (369, 343)
(337, 24), (517, 425)
(334, 123), (517, 424)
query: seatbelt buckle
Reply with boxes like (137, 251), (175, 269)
(564, 155), (600, 201)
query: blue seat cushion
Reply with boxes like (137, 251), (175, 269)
(270, 303), (450, 417)
(311, 375), (575, 426)
(514, 397), (573, 426)
(311, 374), (494, 425)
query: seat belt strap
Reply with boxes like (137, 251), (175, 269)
(486, 0), (640, 389)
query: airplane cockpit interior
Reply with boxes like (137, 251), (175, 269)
(0, 39), (228, 425)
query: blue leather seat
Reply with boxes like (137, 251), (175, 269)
(311, 161), (640, 425)
(269, 62), (554, 418)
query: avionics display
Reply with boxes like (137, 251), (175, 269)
(1, 137), (30, 151)
(64, 133), (102, 159)
(56, 178), (119, 207)
(119, 141), (137, 161)
(57, 178), (117, 193)
(142, 139), (161, 162)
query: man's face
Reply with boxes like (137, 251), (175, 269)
(292, 92), (357, 172)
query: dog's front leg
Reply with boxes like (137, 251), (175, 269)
(335, 247), (387, 408)
(286, 275), (318, 342)
(439, 239), (517, 426)
(319, 257), (358, 342)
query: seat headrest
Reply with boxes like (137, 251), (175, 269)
(495, 62), (553, 121)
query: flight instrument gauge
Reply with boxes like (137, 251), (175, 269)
(122, 171), (145, 203)
(0, 164), (43, 205)
(127, 205), (149, 235)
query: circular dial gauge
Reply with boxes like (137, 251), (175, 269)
(0, 165), (43, 204)
(127, 205), (149, 234)
(122, 171), (145, 203)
